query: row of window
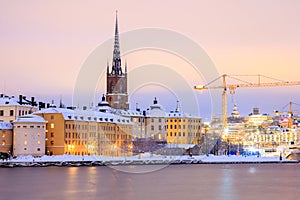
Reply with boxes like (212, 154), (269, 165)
(0, 109), (33, 117)
(22, 147), (41, 151)
(167, 119), (201, 123)
(150, 125), (165, 131)
(14, 125), (44, 129)
(23, 132), (41, 137)
(65, 124), (130, 131)
(23, 140), (41, 145)
(167, 132), (197, 137)
(167, 125), (201, 130)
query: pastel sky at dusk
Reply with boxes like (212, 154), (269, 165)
(1, 0), (300, 119)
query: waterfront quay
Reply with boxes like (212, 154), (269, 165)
(0, 154), (297, 168)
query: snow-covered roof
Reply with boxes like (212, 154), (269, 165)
(14, 115), (47, 123)
(0, 95), (35, 107)
(166, 111), (200, 119)
(0, 122), (13, 130)
(0, 96), (20, 106)
(34, 108), (132, 124)
(119, 109), (144, 117)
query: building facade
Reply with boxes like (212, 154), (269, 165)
(166, 109), (202, 145)
(35, 108), (133, 157)
(120, 98), (167, 142)
(0, 122), (13, 154)
(13, 115), (46, 157)
(0, 94), (38, 123)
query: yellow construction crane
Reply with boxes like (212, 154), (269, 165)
(194, 74), (300, 131)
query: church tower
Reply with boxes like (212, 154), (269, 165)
(106, 11), (129, 110)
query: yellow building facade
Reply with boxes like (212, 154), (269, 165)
(166, 112), (202, 145)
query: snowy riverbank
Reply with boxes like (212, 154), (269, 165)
(0, 154), (298, 167)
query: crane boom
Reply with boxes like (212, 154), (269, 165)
(194, 74), (300, 131)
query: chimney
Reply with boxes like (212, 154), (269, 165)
(31, 97), (35, 106)
(19, 95), (23, 105)
(39, 102), (45, 110)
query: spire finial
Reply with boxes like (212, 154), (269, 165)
(175, 100), (180, 113)
(112, 10), (121, 69)
(153, 97), (158, 105)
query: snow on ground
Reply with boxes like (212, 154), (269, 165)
(2, 153), (289, 163)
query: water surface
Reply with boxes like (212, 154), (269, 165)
(1, 164), (299, 200)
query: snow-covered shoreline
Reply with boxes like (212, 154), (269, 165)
(0, 154), (298, 167)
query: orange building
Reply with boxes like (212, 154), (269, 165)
(0, 122), (13, 154)
(35, 108), (133, 157)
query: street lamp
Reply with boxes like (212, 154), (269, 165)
(204, 124), (210, 156)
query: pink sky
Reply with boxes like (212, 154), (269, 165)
(1, 0), (300, 117)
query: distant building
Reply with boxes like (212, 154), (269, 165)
(166, 102), (202, 145)
(0, 94), (38, 123)
(121, 97), (167, 142)
(13, 115), (47, 157)
(245, 108), (273, 126)
(106, 12), (129, 110)
(35, 107), (133, 157)
(0, 122), (13, 154)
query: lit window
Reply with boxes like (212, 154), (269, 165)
(2, 134), (5, 138)
(50, 123), (55, 128)
(24, 140), (27, 145)
(38, 132), (40, 137)
(24, 132), (27, 136)
(2, 140), (5, 145)
(37, 140), (40, 145)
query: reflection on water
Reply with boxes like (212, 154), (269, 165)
(0, 164), (299, 200)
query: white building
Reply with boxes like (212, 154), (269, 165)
(120, 97), (167, 141)
(0, 94), (38, 123)
(13, 115), (47, 157)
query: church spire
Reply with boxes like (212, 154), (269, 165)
(113, 10), (121, 69)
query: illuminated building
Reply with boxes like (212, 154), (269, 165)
(13, 115), (46, 157)
(35, 108), (133, 157)
(0, 122), (13, 154)
(166, 102), (202, 145)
